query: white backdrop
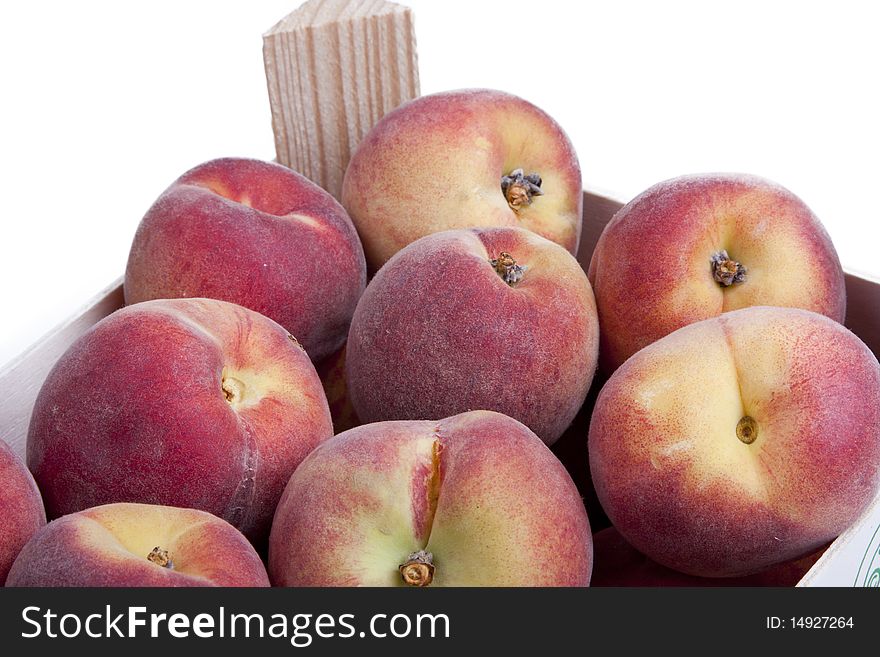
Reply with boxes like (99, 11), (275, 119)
(1, 0), (878, 368)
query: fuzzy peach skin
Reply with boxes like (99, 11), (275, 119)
(588, 174), (846, 372)
(342, 89), (582, 271)
(269, 411), (592, 586)
(590, 527), (825, 587)
(0, 440), (46, 585)
(125, 157), (367, 363)
(6, 503), (269, 587)
(345, 226), (599, 445)
(27, 298), (333, 546)
(589, 306), (880, 577)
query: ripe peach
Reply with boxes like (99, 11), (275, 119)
(125, 157), (367, 363)
(268, 411), (592, 586)
(342, 89), (582, 271)
(590, 527), (825, 587)
(27, 298), (333, 545)
(0, 440), (46, 585)
(589, 306), (880, 577)
(588, 174), (846, 372)
(6, 503), (269, 587)
(345, 226), (599, 445)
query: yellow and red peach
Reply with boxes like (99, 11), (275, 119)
(6, 503), (269, 587)
(125, 157), (367, 363)
(342, 89), (582, 271)
(345, 226), (599, 445)
(588, 174), (846, 372)
(27, 298), (333, 545)
(589, 306), (880, 577)
(0, 440), (46, 585)
(268, 411), (592, 586)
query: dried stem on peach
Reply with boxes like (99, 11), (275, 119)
(399, 550), (435, 587)
(490, 251), (527, 286)
(711, 250), (747, 287)
(147, 546), (173, 569)
(501, 169), (543, 212)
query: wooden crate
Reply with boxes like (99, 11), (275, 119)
(3, 0), (879, 587)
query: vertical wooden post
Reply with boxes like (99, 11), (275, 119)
(263, 0), (420, 199)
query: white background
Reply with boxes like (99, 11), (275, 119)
(1, 0), (878, 368)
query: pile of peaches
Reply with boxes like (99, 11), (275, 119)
(3, 89), (879, 587)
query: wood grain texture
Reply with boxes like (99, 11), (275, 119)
(262, 0), (419, 199)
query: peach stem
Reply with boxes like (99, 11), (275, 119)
(147, 546), (174, 569)
(501, 168), (543, 212)
(711, 250), (747, 287)
(399, 550), (435, 586)
(490, 252), (527, 286)
(736, 416), (758, 445)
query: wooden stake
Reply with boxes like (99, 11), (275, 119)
(263, 0), (420, 199)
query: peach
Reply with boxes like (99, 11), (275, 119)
(342, 89), (582, 271)
(588, 174), (846, 372)
(125, 157), (367, 363)
(268, 411), (592, 586)
(6, 503), (269, 587)
(0, 440), (46, 585)
(27, 298), (333, 545)
(589, 306), (880, 577)
(590, 527), (825, 587)
(345, 226), (600, 445)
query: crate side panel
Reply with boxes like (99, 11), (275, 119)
(0, 282), (124, 459)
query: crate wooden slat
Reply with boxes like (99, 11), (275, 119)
(262, 0), (419, 199)
(0, 278), (124, 457)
